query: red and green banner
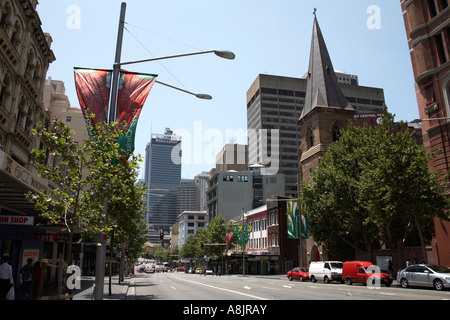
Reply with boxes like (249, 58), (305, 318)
(74, 67), (157, 155)
(116, 71), (157, 155)
(74, 67), (112, 138)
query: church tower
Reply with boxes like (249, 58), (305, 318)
(298, 11), (356, 183)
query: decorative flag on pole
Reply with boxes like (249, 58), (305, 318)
(226, 232), (233, 246)
(74, 67), (112, 138)
(74, 67), (157, 155)
(116, 71), (157, 154)
(300, 202), (309, 240)
(287, 200), (299, 239)
(235, 225), (252, 247)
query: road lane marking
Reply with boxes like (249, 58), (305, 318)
(170, 286), (177, 290)
(174, 276), (269, 300)
(243, 286), (252, 290)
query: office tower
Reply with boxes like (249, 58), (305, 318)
(401, 0), (450, 183)
(144, 128), (182, 243)
(177, 178), (199, 214)
(194, 172), (210, 211)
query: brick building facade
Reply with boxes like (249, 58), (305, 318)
(401, 0), (450, 183)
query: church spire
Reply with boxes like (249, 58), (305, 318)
(299, 11), (354, 121)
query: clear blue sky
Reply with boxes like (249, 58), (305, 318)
(37, 0), (418, 179)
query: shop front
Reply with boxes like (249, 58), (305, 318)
(0, 150), (50, 292)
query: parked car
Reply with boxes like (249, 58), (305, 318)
(176, 266), (186, 272)
(309, 261), (344, 283)
(342, 261), (392, 287)
(287, 267), (309, 281)
(397, 264), (450, 291)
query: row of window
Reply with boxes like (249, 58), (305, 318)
(222, 174), (249, 182)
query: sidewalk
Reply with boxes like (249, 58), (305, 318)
(37, 274), (132, 300)
(73, 275), (132, 300)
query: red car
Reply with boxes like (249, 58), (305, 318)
(287, 267), (309, 281)
(342, 261), (392, 287)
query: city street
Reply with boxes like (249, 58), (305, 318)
(125, 271), (450, 301)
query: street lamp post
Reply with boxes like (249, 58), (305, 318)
(93, 2), (235, 300)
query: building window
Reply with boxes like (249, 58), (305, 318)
(428, 0), (438, 17)
(307, 128), (314, 149)
(223, 174), (234, 181)
(66, 116), (72, 122)
(332, 125), (341, 142)
(435, 33), (447, 65)
(238, 175), (248, 182)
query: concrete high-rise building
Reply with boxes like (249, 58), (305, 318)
(144, 128), (182, 243)
(194, 172), (209, 211)
(401, 0), (450, 183)
(177, 178), (199, 214)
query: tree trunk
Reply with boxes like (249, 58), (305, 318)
(414, 215), (428, 264)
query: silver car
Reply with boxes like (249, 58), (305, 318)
(397, 264), (450, 291)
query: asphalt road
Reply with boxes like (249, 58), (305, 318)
(126, 271), (450, 301)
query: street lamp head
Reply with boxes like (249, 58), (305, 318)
(196, 93), (213, 100)
(214, 50), (236, 60)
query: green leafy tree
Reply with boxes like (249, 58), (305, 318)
(180, 216), (236, 261)
(28, 118), (146, 263)
(302, 107), (448, 259)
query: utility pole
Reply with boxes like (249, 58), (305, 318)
(93, 2), (126, 300)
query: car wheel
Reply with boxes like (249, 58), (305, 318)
(400, 278), (409, 288)
(288, 275), (293, 281)
(434, 279), (444, 291)
(311, 276), (317, 283)
(324, 276), (329, 284)
(346, 277), (352, 285)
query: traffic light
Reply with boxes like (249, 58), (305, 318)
(125, 249), (129, 257)
(160, 231), (164, 240)
(201, 242), (204, 248)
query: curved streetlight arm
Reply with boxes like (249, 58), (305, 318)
(155, 80), (212, 100)
(117, 50), (235, 67)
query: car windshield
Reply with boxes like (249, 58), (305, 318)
(330, 263), (343, 269)
(299, 268), (308, 272)
(428, 265), (450, 273)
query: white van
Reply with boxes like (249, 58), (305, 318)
(309, 261), (344, 283)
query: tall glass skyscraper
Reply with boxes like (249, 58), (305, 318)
(144, 128), (181, 243)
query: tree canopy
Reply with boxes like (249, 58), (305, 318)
(180, 216), (236, 261)
(301, 108), (449, 258)
(28, 118), (147, 262)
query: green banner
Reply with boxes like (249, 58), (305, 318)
(287, 200), (309, 239)
(287, 200), (299, 239)
(235, 225), (252, 247)
(300, 202), (309, 239)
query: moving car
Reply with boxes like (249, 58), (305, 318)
(342, 261), (392, 287)
(309, 261), (344, 283)
(397, 264), (450, 291)
(287, 267), (309, 281)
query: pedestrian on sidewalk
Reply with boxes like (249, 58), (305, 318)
(0, 256), (14, 300)
(32, 261), (41, 300)
(20, 258), (34, 299)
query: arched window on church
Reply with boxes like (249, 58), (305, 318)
(307, 128), (314, 149)
(332, 125), (341, 142)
